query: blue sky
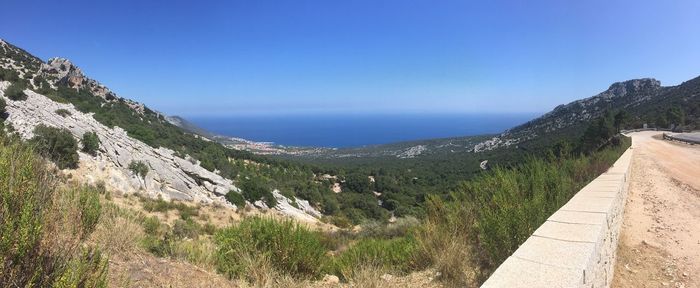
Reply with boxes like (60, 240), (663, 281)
(2, 0), (699, 116)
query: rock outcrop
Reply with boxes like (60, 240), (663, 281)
(0, 79), (322, 220)
(0, 38), (324, 221)
(1, 81), (235, 204)
(41, 57), (145, 113)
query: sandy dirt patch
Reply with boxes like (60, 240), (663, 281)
(613, 131), (700, 288)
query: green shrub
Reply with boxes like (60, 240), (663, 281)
(51, 247), (108, 288)
(415, 194), (477, 286)
(172, 219), (201, 239)
(128, 160), (149, 178)
(359, 217), (420, 239)
(81, 131), (100, 156)
(427, 135), (631, 273)
(143, 216), (162, 235)
(325, 214), (353, 229)
(4, 82), (27, 101)
(240, 176), (277, 207)
(331, 236), (420, 279)
(0, 97), (6, 119)
(177, 205), (199, 220)
(55, 108), (72, 117)
(202, 222), (218, 235)
(225, 190), (246, 207)
(140, 197), (199, 220)
(0, 68), (20, 82)
(31, 124), (79, 169)
(170, 238), (217, 269)
(0, 139), (56, 285)
(141, 235), (172, 257)
(141, 197), (171, 213)
(0, 135), (107, 287)
(215, 217), (326, 280)
(77, 186), (102, 239)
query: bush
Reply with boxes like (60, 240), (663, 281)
(414, 134), (631, 284)
(77, 185), (102, 239)
(331, 236), (421, 280)
(142, 216), (162, 235)
(0, 136), (107, 287)
(141, 197), (171, 213)
(0, 139), (56, 285)
(140, 197), (199, 220)
(172, 219), (201, 239)
(240, 176), (277, 207)
(359, 217), (420, 239)
(215, 217), (326, 280)
(55, 108), (72, 117)
(225, 190), (246, 207)
(0, 97), (6, 119)
(4, 82), (27, 101)
(416, 194), (479, 286)
(170, 238), (217, 269)
(128, 160), (149, 178)
(31, 124), (79, 169)
(0, 68), (20, 82)
(51, 247), (108, 288)
(81, 131), (100, 156)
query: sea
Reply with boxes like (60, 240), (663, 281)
(188, 113), (538, 148)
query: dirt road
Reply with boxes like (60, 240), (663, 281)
(613, 131), (700, 288)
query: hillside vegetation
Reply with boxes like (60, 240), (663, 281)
(0, 38), (685, 287)
(0, 133), (107, 287)
(0, 109), (630, 287)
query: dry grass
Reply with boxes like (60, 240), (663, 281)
(170, 237), (218, 270)
(415, 195), (479, 287)
(92, 213), (144, 258)
(345, 265), (386, 288)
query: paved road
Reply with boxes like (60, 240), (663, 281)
(613, 131), (700, 288)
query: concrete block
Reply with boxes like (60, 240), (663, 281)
(533, 220), (603, 243)
(548, 210), (608, 225)
(576, 191), (618, 199)
(481, 256), (582, 288)
(561, 196), (614, 214)
(513, 236), (595, 270)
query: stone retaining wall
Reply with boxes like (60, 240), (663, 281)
(481, 147), (633, 288)
(663, 132), (700, 145)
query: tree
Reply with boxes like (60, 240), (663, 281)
(31, 124), (79, 169)
(666, 106), (685, 130)
(81, 131), (100, 156)
(613, 110), (629, 132)
(579, 113), (615, 154)
(344, 173), (372, 193)
(224, 190), (246, 207)
(551, 140), (573, 158)
(240, 176), (277, 207)
(128, 160), (149, 178)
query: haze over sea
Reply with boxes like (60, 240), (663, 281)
(189, 113), (537, 148)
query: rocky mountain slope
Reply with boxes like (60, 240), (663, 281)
(473, 77), (700, 152)
(0, 38), (321, 220)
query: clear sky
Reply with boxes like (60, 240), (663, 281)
(1, 0), (699, 116)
